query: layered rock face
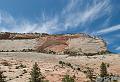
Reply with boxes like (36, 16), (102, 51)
(0, 39), (36, 52)
(66, 36), (107, 55)
(36, 34), (107, 55)
(0, 32), (107, 55)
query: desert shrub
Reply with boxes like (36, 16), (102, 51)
(15, 64), (26, 69)
(59, 61), (65, 67)
(64, 50), (78, 56)
(47, 50), (56, 54)
(59, 61), (73, 68)
(23, 69), (27, 74)
(86, 67), (96, 82)
(11, 50), (15, 52)
(59, 61), (63, 64)
(0, 71), (6, 82)
(83, 70), (87, 73)
(106, 63), (110, 67)
(6, 50), (9, 52)
(22, 49), (34, 52)
(19, 74), (23, 76)
(77, 68), (81, 71)
(66, 63), (72, 67)
(16, 76), (19, 78)
(15, 66), (19, 69)
(22, 49), (26, 52)
(97, 50), (112, 55)
(20, 64), (26, 68)
(62, 74), (75, 82)
(1, 61), (11, 66)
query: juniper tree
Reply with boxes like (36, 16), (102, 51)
(62, 74), (75, 82)
(100, 62), (108, 77)
(29, 62), (42, 82)
(0, 71), (6, 82)
(59, 61), (65, 67)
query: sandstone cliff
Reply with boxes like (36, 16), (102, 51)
(36, 34), (107, 55)
(0, 32), (108, 55)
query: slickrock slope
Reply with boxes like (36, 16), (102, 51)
(0, 52), (119, 82)
(0, 39), (36, 52)
(67, 35), (107, 55)
(0, 32), (107, 55)
(36, 34), (107, 55)
(0, 32), (119, 82)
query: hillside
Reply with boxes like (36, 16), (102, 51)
(0, 32), (108, 56)
(36, 34), (107, 55)
(0, 32), (119, 82)
(0, 52), (119, 82)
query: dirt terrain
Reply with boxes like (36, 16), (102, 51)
(0, 52), (120, 82)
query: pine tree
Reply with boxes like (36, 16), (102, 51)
(29, 62), (42, 82)
(62, 74), (75, 82)
(0, 71), (6, 82)
(100, 62), (108, 77)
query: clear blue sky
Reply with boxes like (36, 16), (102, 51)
(0, 0), (120, 53)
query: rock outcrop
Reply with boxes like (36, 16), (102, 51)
(0, 32), (108, 55)
(36, 34), (107, 55)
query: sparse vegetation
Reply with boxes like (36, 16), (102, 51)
(21, 49), (34, 52)
(86, 67), (96, 82)
(1, 61), (11, 66)
(23, 69), (27, 74)
(64, 49), (79, 56)
(15, 64), (26, 69)
(62, 74), (75, 82)
(95, 62), (119, 82)
(59, 61), (65, 67)
(66, 63), (72, 67)
(47, 50), (56, 54)
(77, 67), (80, 71)
(0, 71), (6, 82)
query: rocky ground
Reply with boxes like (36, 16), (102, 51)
(0, 52), (120, 82)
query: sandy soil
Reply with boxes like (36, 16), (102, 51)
(0, 52), (120, 82)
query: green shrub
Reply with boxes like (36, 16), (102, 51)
(59, 61), (65, 67)
(29, 62), (42, 82)
(15, 64), (26, 69)
(100, 62), (108, 77)
(62, 74), (75, 82)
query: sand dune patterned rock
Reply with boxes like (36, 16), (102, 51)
(0, 32), (107, 55)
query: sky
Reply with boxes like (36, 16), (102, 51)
(0, 0), (120, 53)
